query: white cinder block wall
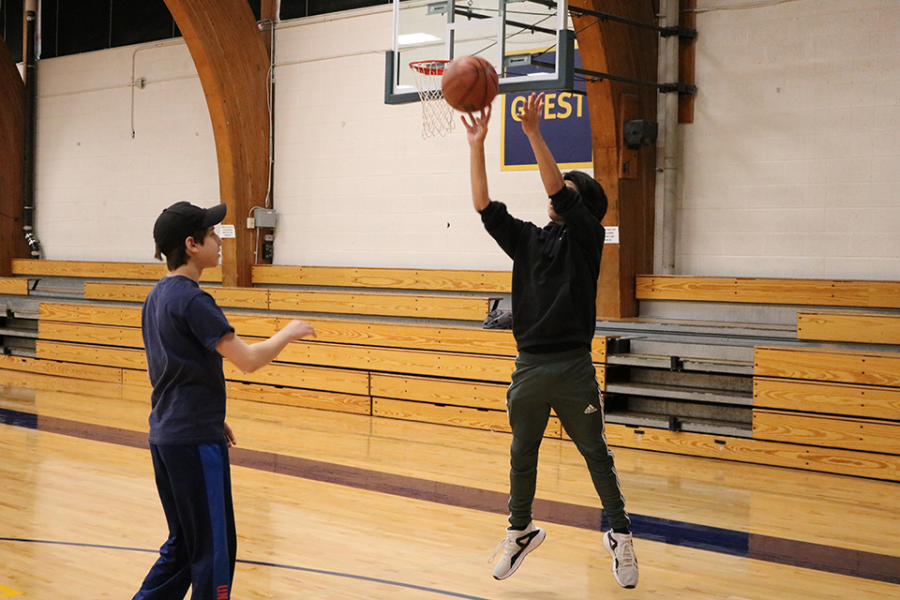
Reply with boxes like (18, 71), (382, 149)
(33, 6), (551, 270)
(678, 0), (900, 279)
(35, 42), (220, 260)
(270, 8), (560, 269)
(31, 1), (900, 278)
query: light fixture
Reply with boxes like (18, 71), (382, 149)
(398, 33), (441, 45)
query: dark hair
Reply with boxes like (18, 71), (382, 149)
(155, 226), (212, 270)
(563, 171), (607, 222)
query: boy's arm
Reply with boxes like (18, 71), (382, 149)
(550, 185), (605, 261)
(462, 104), (526, 258)
(462, 106), (492, 212)
(216, 319), (316, 373)
(520, 93), (565, 197)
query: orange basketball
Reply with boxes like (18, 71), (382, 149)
(441, 55), (499, 113)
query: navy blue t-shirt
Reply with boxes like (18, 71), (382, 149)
(141, 275), (235, 445)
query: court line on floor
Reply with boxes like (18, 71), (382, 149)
(2, 407), (898, 586)
(0, 538), (491, 600)
(0, 584), (21, 598)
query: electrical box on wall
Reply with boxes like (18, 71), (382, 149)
(262, 234), (274, 261)
(253, 208), (277, 228)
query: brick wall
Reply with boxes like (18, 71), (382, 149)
(30, 1), (900, 278)
(678, 0), (900, 279)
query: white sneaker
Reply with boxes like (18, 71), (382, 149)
(603, 530), (639, 588)
(490, 522), (546, 580)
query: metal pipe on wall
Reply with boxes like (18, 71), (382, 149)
(22, 0), (42, 258)
(655, 0), (679, 274)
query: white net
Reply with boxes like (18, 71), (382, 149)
(410, 60), (455, 139)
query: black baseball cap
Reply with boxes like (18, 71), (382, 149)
(153, 201), (227, 254)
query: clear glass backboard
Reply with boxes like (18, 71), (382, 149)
(386, 0), (574, 104)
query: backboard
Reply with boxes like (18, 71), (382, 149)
(385, 0), (574, 104)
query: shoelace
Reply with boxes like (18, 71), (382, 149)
(489, 537), (513, 563)
(615, 539), (636, 568)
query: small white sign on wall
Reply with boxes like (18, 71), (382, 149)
(605, 226), (619, 244)
(220, 224), (236, 239)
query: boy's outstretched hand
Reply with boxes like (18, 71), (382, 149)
(520, 92), (544, 138)
(462, 105), (492, 146)
(282, 319), (316, 341)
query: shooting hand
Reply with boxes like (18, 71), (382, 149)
(520, 92), (544, 138)
(462, 104), (492, 146)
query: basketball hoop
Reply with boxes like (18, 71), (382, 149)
(409, 60), (455, 139)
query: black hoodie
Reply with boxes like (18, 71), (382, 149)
(480, 184), (605, 352)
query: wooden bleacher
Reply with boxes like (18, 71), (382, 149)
(632, 274), (900, 481)
(251, 264), (511, 292)
(12, 259), (222, 282)
(0, 278), (29, 295)
(797, 310), (900, 345)
(0, 260), (582, 439)
(636, 274), (900, 308)
(30, 301), (588, 437)
(82, 282), (500, 320)
(84, 282), (269, 309)
(3, 261), (900, 481)
(754, 345), (900, 461)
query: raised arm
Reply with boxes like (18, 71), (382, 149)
(520, 93), (565, 197)
(462, 105), (492, 212)
(216, 319), (316, 373)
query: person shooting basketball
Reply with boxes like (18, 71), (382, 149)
(462, 93), (639, 588)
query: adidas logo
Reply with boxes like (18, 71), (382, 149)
(584, 404), (598, 414)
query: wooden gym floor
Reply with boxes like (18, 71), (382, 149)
(0, 380), (898, 599)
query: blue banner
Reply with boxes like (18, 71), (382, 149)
(501, 48), (591, 171)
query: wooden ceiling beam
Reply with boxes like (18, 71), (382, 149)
(164, 0), (271, 287)
(570, 0), (659, 318)
(0, 39), (30, 276)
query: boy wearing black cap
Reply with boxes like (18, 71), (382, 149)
(134, 201), (316, 600)
(464, 94), (638, 588)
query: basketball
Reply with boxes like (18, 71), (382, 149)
(441, 56), (500, 113)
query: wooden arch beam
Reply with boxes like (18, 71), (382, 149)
(0, 39), (29, 276)
(163, 0), (270, 287)
(570, 0), (659, 318)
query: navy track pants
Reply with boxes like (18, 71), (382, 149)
(134, 442), (236, 600)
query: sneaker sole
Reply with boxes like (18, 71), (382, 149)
(603, 533), (638, 589)
(493, 528), (546, 581)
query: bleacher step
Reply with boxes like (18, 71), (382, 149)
(0, 327), (38, 339)
(606, 412), (753, 438)
(605, 352), (754, 375)
(604, 382), (752, 406)
(625, 339), (754, 362)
